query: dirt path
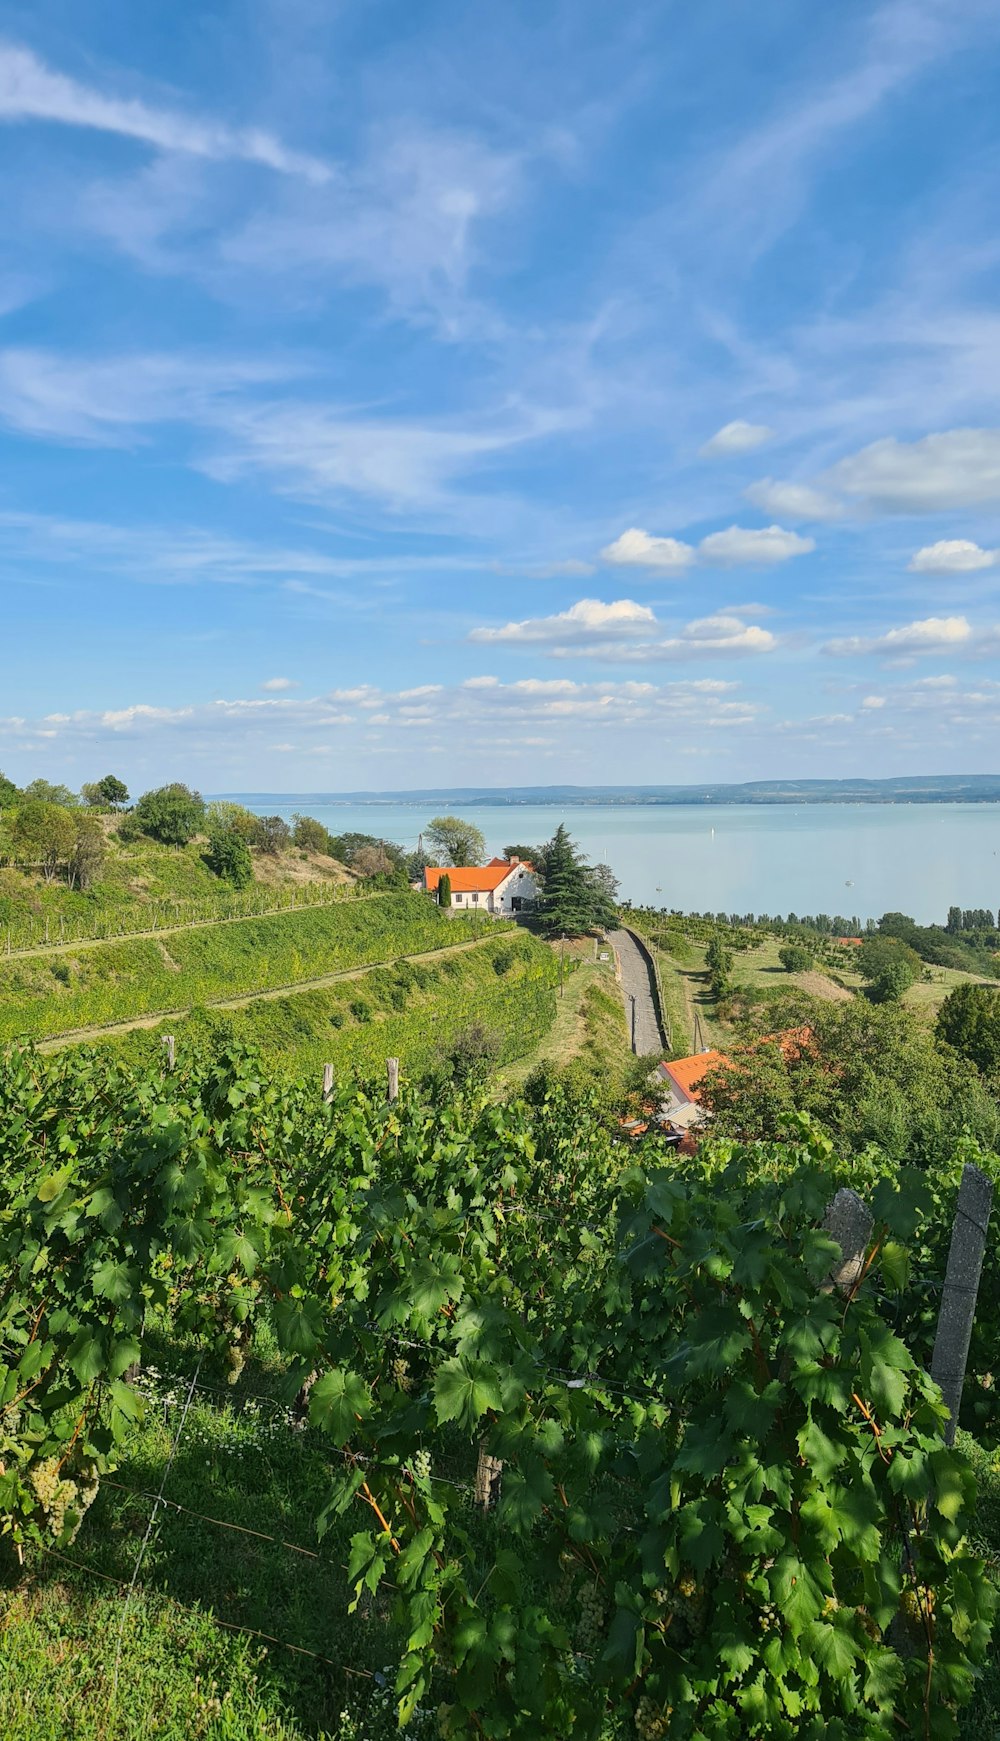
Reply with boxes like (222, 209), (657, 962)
(36, 935), (492, 1052)
(608, 927), (665, 1056)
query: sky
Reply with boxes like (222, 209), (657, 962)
(3, 0), (1000, 793)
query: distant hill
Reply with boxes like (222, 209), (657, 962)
(219, 776), (1000, 807)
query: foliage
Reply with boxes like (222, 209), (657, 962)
(0, 1054), (992, 1738)
(254, 814), (292, 856)
(700, 1000), (1000, 1164)
(127, 784), (206, 847)
(0, 771), (19, 809)
(936, 983), (1000, 1081)
(22, 778), (78, 807)
(205, 801), (263, 842)
(438, 872), (452, 908)
(68, 814), (107, 892)
(779, 943), (814, 973)
(424, 816), (486, 868)
(8, 799), (77, 881)
(98, 775), (129, 810)
(329, 832), (408, 875)
(859, 937), (922, 1004)
(537, 823), (617, 938)
(205, 825), (254, 890)
(292, 813), (332, 853)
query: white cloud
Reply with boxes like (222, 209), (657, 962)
(0, 40), (332, 182)
(827, 429), (1000, 512)
(861, 695), (886, 709)
(260, 676), (297, 691)
(469, 598), (656, 645)
(823, 615), (973, 656)
(599, 528), (695, 572)
(744, 478), (843, 521)
(600, 522), (813, 573)
(908, 539), (999, 573)
(700, 420), (774, 457)
(698, 524), (815, 565)
(0, 348), (286, 444)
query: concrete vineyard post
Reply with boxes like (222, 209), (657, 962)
(931, 1163), (994, 1446)
(387, 1057), (399, 1103)
(820, 1188), (874, 1296)
(322, 1063), (335, 1104)
(475, 1440), (503, 1511)
(162, 1033), (176, 1072)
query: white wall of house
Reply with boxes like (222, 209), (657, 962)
(492, 863), (538, 914)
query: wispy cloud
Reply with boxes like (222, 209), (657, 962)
(823, 615), (974, 656)
(700, 419), (773, 457)
(0, 40), (332, 182)
(468, 597), (777, 661)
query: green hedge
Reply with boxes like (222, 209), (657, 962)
(0, 895), (489, 1041)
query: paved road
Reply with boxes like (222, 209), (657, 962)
(609, 928), (665, 1057)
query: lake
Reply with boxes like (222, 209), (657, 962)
(233, 798), (1000, 926)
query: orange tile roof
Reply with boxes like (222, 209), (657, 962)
(424, 861), (531, 894)
(663, 1049), (728, 1102)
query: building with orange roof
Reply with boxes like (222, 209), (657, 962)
(657, 1049), (728, 1107)
(423, 857), (538, 917)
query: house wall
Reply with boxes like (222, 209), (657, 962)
(493, 865), (538, 914)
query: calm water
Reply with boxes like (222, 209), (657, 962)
(234, 799), (1000, 926)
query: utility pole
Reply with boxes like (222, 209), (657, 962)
(627, 991), (636, 1052)
(559, 938), (565, 998)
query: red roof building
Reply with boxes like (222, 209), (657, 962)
(423, 858), (538, 916)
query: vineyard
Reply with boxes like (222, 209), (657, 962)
(108, 930), (563, 1082)
(0, 1043), (997, 1737)
(0, 895), (485, 1044)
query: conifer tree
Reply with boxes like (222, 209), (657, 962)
(537, 824), (617, 937)
(438, 872), (452, 907)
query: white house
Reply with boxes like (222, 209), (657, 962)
(423, 857), (538, 916)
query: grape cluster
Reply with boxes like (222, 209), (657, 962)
(224, 1342), (246, 1386)
(391, 1357), (412, 1393)
(29, 1456), (99, 1542)
(574, 1582), (605, 1652)
(757, 1603), (780, 1633)
(634, 1695), (670, 1739)
(411, 1448), (432, 1482)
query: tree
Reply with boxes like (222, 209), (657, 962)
(536, 824), (617, 938)
(68, 814), (106, 890)
(946, 905), (963, 934)
(205, 801), (261, 841)
(292, 815), (331, 854)
(328, 832), (407, 873)
(700, 1040), (797, 1141)
(0, 772), (19, 810)
(503, 843), (541, 867)
(253, 815), (291, 856)
(351, 844), (401, 880)
(438, 872), (452, 908)
(936, 982), (1000, 1079)
(779, 943), (813, 973)
(10, 800), (76, 881)
(128, 784), (206, 846)
(425, 815), (486, 868)
(858, 936), (921, 1004)
(205, 826), (253, 890)
(80, 782), (104, 808)
(405, 849), (435, 882)
(97, 775), (129, 811)
(22, 779), (77, 807)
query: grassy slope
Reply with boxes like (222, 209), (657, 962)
(0, 896), (474, 1043)
(0, 836), (351, 948)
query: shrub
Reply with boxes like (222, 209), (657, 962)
(205, 827), (254, 890)
(129, 784), (205, 846)
(779, 943), (813, 973)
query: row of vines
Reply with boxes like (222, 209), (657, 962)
(0, 1036), (996, 1736)
(0, 896), (491, 1042)
(0, 863), (365, 956)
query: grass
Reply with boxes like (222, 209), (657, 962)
(499, 940), (618, 1086)
(0, 1343), (436, 1741)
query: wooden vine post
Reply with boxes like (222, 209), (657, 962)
(161, 1033), (176, 1073)
(930, 1162), (994, 1446)
(386, 1057), (399, 1103)
(475, 1441), (504, 1511)
(322, 1063), (335, 1104)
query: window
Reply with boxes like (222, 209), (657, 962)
(472, 891), (479, 903)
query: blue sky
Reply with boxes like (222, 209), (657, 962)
(3, 0), (1000, 793)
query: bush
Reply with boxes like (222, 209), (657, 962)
(778, 943), (813, 973)
(205, 827), (253, 890)
(129, 784), (205, 846)
(292, 815), (331, 854)
(254, 815), (292, 856)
